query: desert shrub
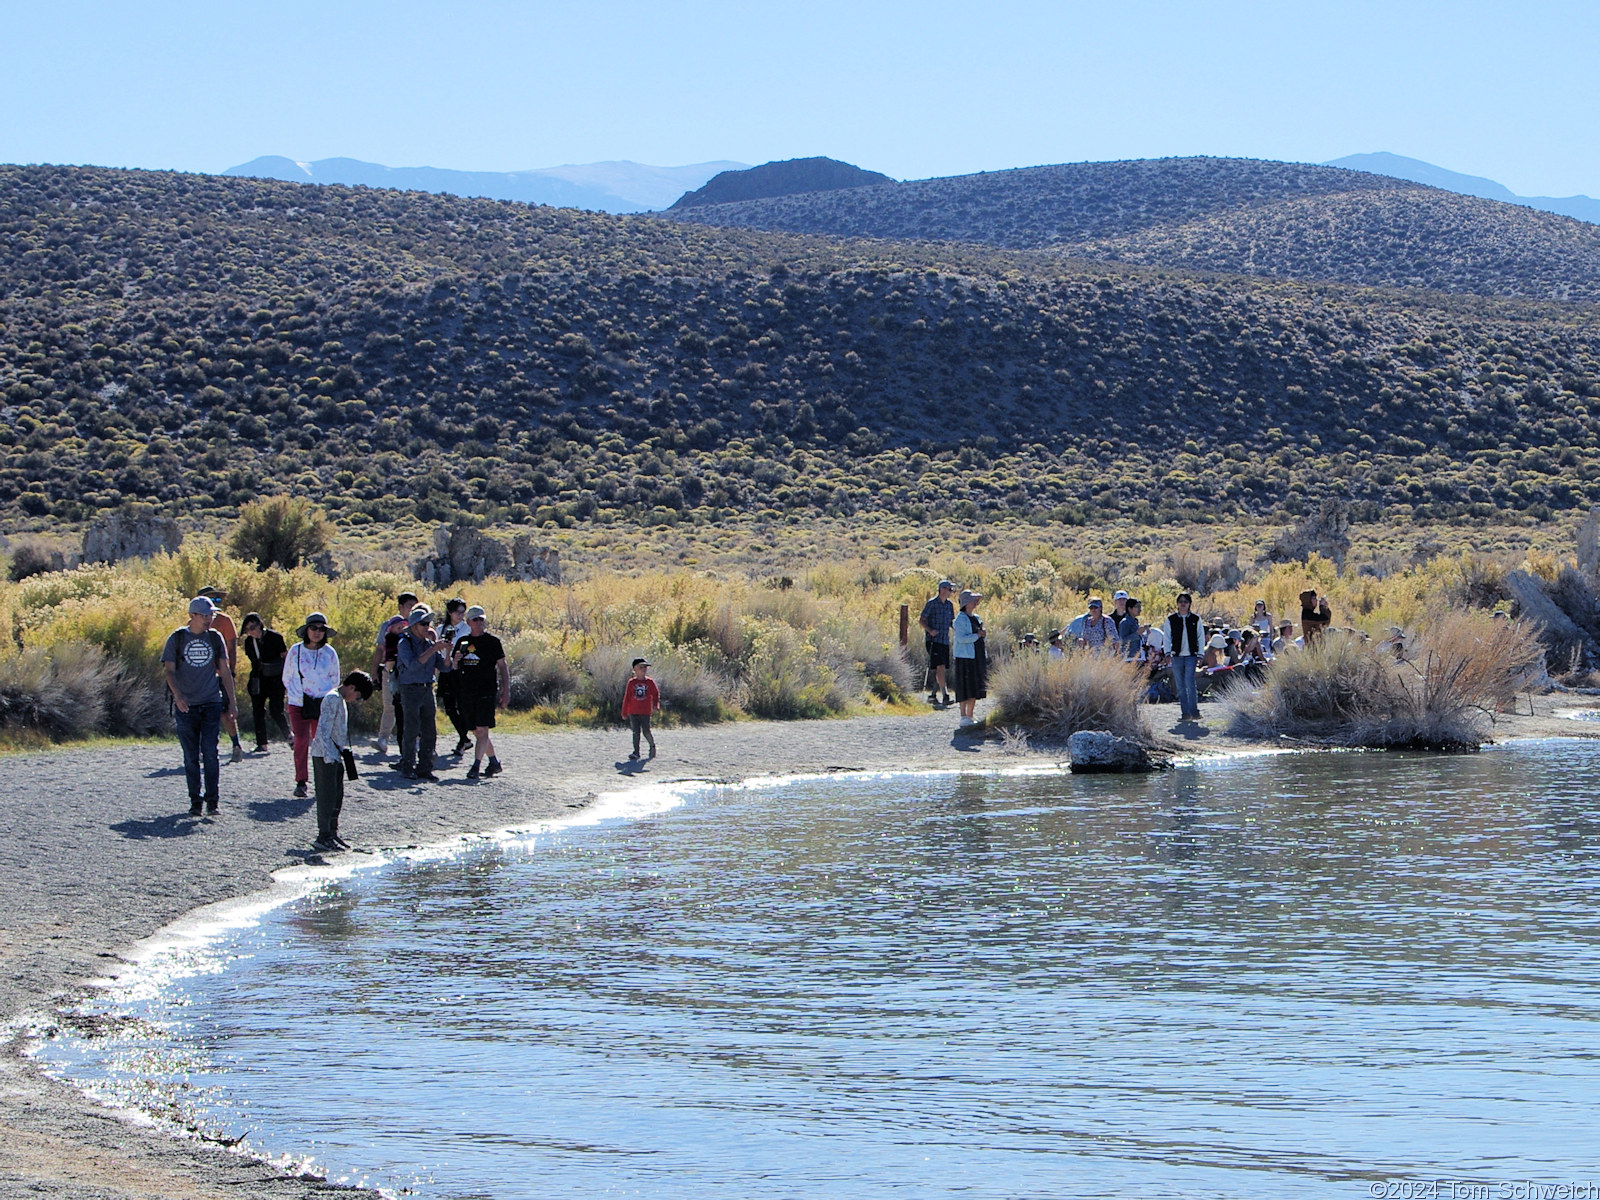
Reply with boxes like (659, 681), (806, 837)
(1222, 614), (1543, 749)
(149, 543), (309, 625)
(988, 650), (1148, 743)
(0, 643), (166, 740)
(229, 496), (332, 571)
(815, 615), (912, 700)
(738, 620), (847, 719)
(504, 635), (582, 709)
(580, 644), (643, 723)
(646, 652), (730, 723)
(1445, 553), (1512, 610)
(6, 541), (61, 583)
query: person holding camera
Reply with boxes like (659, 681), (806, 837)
(396, 606), (446, 781)
(308, 670), (375, 853)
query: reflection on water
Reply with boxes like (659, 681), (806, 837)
(41, 745), (1600, 1199)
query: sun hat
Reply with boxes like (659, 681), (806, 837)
(465, 605), (487, 621)
(1208, 633), (1227, 649)
(187, 596), (216, 616)
(958, 589), (983, 607)
(406, 606), (433, 626)
(296, 611), (336, 637)
(197, 584), (228, 600)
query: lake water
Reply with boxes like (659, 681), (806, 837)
(39, 744), (1600, 1199)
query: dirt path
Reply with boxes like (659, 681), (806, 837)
(0, 697), (1593, 1198)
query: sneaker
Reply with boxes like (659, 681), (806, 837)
(942, 692), (952, 705)
(484, 759), (502, 778)
(255, 744), (269, 754)
(332, 834), (350, 849)
(958, 715), (974, 727)
(416, 771), (440, 783)
(928, 692), (940, 705)
(647, 747), (656, 759)
(389, 761), (409, 771)
(293, 782), (308, 799)
(628, 751), (640, 760)
(188, 801), (203, 816)
(205, 800), (219, 814)
(374, 739), (387, 755)
(312, 836), (339, 853)
(453, 737), (471, 756)
(466, 761), (482, 779)
(230, 744), (244, 764)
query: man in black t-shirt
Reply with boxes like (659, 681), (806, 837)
(451, 605), (510, 779)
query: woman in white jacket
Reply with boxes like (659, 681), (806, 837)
(285, 612), (341, 799)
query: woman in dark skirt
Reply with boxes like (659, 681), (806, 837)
(241, 612), (290, 751)
(951, 589), (988, 726)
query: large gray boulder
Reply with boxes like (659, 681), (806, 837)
(81, 508), (182, 564)
(414, 523), (562, 586)
(1068, 730), (1153, 773)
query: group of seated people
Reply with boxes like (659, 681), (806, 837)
(1024, 588), (1338, 704)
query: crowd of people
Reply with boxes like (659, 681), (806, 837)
(921, 582), (1343, 724)
(160, 587), (664, 855)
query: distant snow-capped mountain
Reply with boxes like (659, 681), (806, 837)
(219, 156), (747, 213)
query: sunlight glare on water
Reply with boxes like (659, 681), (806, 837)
(40, 744), (1600, 1199)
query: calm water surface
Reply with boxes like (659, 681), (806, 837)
(43, 744), (1600, 1199)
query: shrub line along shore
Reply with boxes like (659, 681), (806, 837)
(0, 705), (1595, 1199)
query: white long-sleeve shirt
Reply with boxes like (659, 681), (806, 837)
(285, 642), (341, 707)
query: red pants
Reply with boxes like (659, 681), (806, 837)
(287, 704), (320, 785)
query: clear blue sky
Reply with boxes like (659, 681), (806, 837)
(5, 0), (1599, 197)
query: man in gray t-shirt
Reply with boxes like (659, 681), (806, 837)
(162, 597), (238, 816)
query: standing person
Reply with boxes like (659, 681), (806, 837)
(240, 612), (289, 752)
(1110, 590), (1132, 630)
(1073, 598), (1119, 650)
(1249, 599), (1275, 638)
(1117, 598), (1144, 659)
(951, 589), (988, 727)
(196, 585), (246, 763)
(1166, 592), (1207, 721)
(396, 606), (445, 782)
(918, 580), (957, 706)
(372, 591), (419, 756)
(162, 597), (238, 816)
(308, 671), (374, 853)
(620, 657), (660, 761)
(1300, 590), (1333, 645)
(286, 612), (342, 800)
(436, 597), (473, 756)
(451, 605), (510, 778)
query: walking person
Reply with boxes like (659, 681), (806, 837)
(196, 585), (247, 763)
(621, 657), (660, 761)
(162, 597), (238, 815)
(286, 612), (342, 800)
(240, 612), (290, 751)
(1166, 593), (1207, 721)
(451, 606), (509, 778)
(918, 580), (957, 705)
(308, 671), (374, 854)
(372, 591), (419, 756)
(951, 589), (988, 727)
(436, 597), (473, 756)
(396, 606), (446, 782)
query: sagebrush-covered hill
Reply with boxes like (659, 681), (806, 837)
(2, 164), (1600, 534)
(668, 156), (1600, 302)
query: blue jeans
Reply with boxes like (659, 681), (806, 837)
(175, 700), (223, 806)
(1172, 655), (1200, 718)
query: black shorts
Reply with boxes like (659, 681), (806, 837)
(926, 639), (951, 668)
(461, 693), (498, 729)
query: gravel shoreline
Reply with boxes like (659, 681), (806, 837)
(1, 700), (1594, 1198)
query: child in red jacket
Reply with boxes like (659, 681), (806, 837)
(621, 658), (660, 760)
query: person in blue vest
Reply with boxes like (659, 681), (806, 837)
(1166, 593), (1208, 721)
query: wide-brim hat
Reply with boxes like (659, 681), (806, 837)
(1208, 634), (1228, 649)
(958, 589), (983, 607)
(296, 612), (337, 637)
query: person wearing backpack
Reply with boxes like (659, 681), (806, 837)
(286, 613), (342, 799)
(161, 597), (239, 816)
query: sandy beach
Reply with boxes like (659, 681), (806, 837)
(1, 700), (1595, 1199)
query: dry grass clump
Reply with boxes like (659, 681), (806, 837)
(1222, 613), (1543, 750)
(988, 651), (1149, 744)
(0, 644), (166, 739)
